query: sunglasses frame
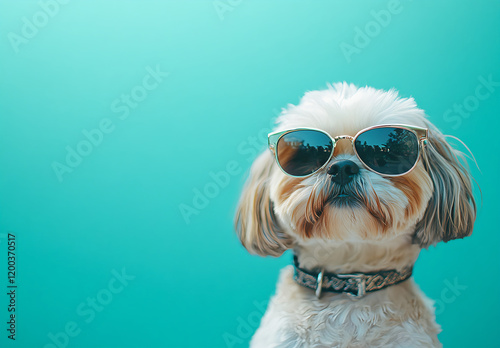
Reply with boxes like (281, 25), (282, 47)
(268, 124), (428, 178)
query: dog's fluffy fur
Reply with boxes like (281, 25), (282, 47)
(235, 83), (476, 347)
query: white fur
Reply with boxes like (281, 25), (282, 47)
(252, 265), (440, 348)
(235, 83), (476, 348)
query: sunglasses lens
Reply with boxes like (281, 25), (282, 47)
(354, 127), (419, 175)
(277, 130), (333, 176)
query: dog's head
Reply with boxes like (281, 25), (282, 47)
(235, 83), (476, 256)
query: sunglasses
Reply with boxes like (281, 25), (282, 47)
(268, 125), (428, 177)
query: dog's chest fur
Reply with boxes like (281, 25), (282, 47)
(251, 266), (441, 348)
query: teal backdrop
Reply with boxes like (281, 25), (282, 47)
(0, 1), (499, 347)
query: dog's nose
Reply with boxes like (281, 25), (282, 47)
(327, 160), (359, 185)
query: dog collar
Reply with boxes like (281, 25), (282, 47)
(292, 255), (413, 299)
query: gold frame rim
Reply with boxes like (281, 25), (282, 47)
(267, 124), (428, 178)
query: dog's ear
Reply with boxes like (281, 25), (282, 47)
(235, 151), (292, 257)
(413, 126), (476, 248)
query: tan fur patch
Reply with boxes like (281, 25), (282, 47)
(391, 172), (423, 220)
(277, 177), (304, 203)
(333, 139), (355, 157)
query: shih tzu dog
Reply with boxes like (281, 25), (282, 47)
(235, 83), (476, 347)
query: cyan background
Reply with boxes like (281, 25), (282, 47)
(0, 1), (499, 347)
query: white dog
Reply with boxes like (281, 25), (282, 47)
(235, 83), (476, 347)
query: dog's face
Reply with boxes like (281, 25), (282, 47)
(236, 84), (476, 256)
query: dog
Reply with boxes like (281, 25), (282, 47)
(235, 83), (476, 347)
